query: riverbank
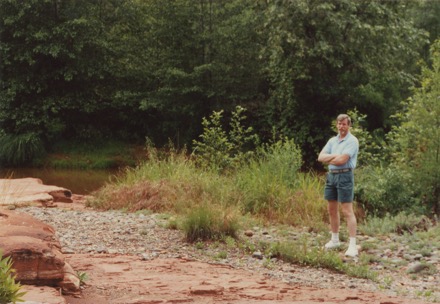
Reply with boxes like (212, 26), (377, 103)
(17, 203), (439, 304)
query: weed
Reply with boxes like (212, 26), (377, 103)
(224, 236), (236, 249)
(76, 271), (89, 286)
(0, 252), (26, 303)
(263, 258), (275, 269)
(215, 251), (228, 260)
(166, 217), (179, 230)
(240, 240), (256, 253)
(360, 241), (378, 251)
(182, 205), (240, 242)
(359, 253), (381, 264)
(359, 212), (431, 236)
(378, 276), (394, 289)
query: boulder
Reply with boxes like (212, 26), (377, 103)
(0, 178), (72, 206)
(0, 236), (65, 285)
(0, 210), (79, 294)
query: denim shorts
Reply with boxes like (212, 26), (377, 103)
(324, 171), (354, 203)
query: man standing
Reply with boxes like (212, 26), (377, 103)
(318, 114), (359, 257)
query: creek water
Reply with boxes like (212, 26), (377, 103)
(0, 167), (122, 195)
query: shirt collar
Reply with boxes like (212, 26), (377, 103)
(337, 132), (351, 142)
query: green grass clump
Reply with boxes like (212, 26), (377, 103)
(359, 212), (432, 236)
(182, 205), (240, 242)
(270, 240), (377, 280)
(0, 132), (46, 166)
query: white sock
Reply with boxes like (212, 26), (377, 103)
(349, 237), (356, 248)
(331, 233), (339, 242)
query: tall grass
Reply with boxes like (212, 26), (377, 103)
(89, 143), (328, 229)
(183, 205), (240, 242)
(88, 147), (236, 212)
(0, 133), (45, 166)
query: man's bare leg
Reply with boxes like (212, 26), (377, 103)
(325, 200), (341, 249)
(341, 202), (358, 257)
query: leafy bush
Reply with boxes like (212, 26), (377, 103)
(355, 165), (421, 217)
(0, 253), (26, 303)
(0, 133), (45, 166)
(348, 109), (389, 167)
(386, 41), (440, 216)
(192, 106), (259, 173)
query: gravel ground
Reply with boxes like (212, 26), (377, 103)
(18, 205), (440, 303)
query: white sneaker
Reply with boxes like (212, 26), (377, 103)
(345, 246), (358, 257)
(324, 240), (341, 249)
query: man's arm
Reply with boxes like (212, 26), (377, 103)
(318, 151), (335, 163)
(318, 151), (350, 166)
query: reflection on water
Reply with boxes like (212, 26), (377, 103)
(0, 168), (122, 195)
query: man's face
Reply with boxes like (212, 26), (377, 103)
(336, 119), (350, 136)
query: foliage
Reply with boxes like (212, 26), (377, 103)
(235, 136), (306, 220)
(388, 40), (440, 215)
(0, 0), (122, 140)
(90, 138), (327, 227)
(409, 0), (440, 61)
(45, 140), (139, 169)
(0, 253), (26, 304)
(355, 165), (421, 217)
(347, 109), (388, 167)
(192, 106), (259, 173)
(259, 0), (426, 165)
(359, 212), (432, 236)
(270, 239), (377, 280)
(76, 271), (88, 286)
(0, 0), (430, 169)
(182, 205), (240, 242)
(0, 132), (45, 166)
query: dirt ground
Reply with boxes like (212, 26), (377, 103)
(50, 254), (427, 304)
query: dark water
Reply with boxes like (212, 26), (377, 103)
(0, 168), (121, 195)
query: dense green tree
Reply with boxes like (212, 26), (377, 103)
(411, 0), (440, 43)
(132, 0), (263, 145)
(390, 40), (440, 215)
(0, 0), (432, 169)
(0, 0), (115, 142)
(0, 0), (264, 154)
(259, 0), (426, 165)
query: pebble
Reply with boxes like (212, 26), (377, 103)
(18, 206), (440, 303)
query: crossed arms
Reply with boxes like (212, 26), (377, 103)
(318, 151), (350, 166)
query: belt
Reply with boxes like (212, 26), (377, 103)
(329, 168), (352, 174)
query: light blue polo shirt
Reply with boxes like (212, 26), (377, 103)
(322, 132), (359, 170)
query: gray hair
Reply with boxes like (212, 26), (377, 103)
(336, 114), (352, 126)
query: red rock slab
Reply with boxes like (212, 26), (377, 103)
(0, 210), (65, 285)
(64, 254), (430, 304)
(0, 210), (58, 242)
(0, 178), (72, 205)
(21, 285), (66, 304)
